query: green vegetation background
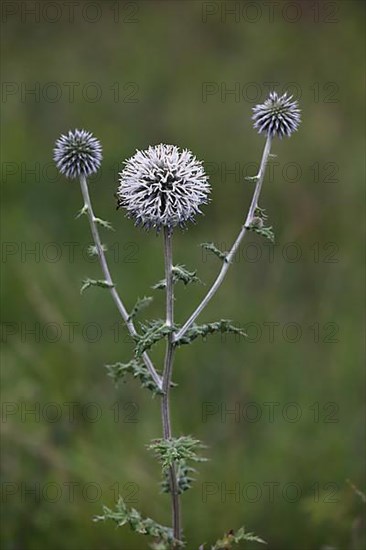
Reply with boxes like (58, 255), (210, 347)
(1, 1), (365, 549)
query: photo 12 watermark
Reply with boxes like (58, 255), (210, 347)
(201, 2), (340, 24)
(1, 400), (140, 424)
(1, 1), (140, 24)
(201, 480), (340, 504)
(1, 480), (139, 504)
(1, 81), (140, 104)
(201, 81), (340, 103)
(201, 401), (340, 424)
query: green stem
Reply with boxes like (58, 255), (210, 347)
(161, 227), (181, 542)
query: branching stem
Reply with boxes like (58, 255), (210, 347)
(78, 175), (162, 391)
(173, 135), (272, 343)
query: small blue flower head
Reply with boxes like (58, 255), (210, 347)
(117, 144), (210, 230)
(53, 129), (102, 179)
(252, 92), (301, 139)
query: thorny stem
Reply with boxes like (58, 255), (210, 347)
(78, 175), (162, 391)
(161, 227), (181, 542)
(173, 135), (273, 344)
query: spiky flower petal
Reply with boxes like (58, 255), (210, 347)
(117, 144), (210, 230)
(53, 129), (102, 179)
(252, 92), (301, 138)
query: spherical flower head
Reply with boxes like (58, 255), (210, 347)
(117, 144), (211, 230)
(252, 92), (301, 139)
(53, 129), (102, 179)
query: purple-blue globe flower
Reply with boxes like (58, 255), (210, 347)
(54, 129), (102, 179)
(252, 92), (301, 138)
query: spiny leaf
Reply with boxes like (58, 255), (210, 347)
(147, 435), (207, 471)
(105, 359), (164, 396)
(152, 279), (168, 290)
(152, 265), (204, 290)
(94, 497), (183, 549)
(247, 224), (275, 243)
(80, 278), (114, 294)
(210, 526), (266, 549)
(246, 207), (275, 243)
(128, 296), (153, 322)
(175, 320), (246, 346)
(87, 243), (107, 257)
(201, 242), (229, 263)
(172, 265), (203, 286)
(254, 206), (268, 219)
(93, 217), (115, 231)
(75, 204), (88, 218)
(161, 460), (197, 495)
(134, 320), (175, 357)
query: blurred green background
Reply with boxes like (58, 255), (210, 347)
(1, 1), (365, 549)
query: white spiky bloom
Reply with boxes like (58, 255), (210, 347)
(53, 129), (102, 179)
(117, 144), (210, 230)
(252, 92), (301, 139)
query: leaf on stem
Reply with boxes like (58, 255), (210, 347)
(208, 527), (266, 549)
(94, 496), (183, 549)
(105, 359), (164, 396)
(75, 204), (88, 218)
(93, 217), (115, 231)
(128, 296), (153, 322)
(248, 225), (275, 243)
(147, 435), (207, 472)
(80, 278), (114, 294)
(246, 206), (275, 243)
(175, 320), (246, 346)
(200, 242), (229, 263)
(152, 265), (204, 290)
(87, 244), (107, 257)
(161, 460), (197, 495)
(134, 320), (175, 357)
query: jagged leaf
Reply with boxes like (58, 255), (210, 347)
(147, 435), (207, 471)
(201, 242), (228, 262)
(152, 279), (168, 291)
(246, 207), (275, 243)
(128, 296), (153, 322)
(94, 497), (183, 549)
(210, 526), (266, 549)
(80, 278), (114, 294)
(105, 359), (163, 396)
(175, 320), (246, 346)
(75, 204), (88, 218)
(248, 225), (275, 243)
(152, 265), (203, 290)
(134, 320), (174, 357)
(172, 265), (203, 286)
(161, 460), (197, 495)
(87, 243), (107, 257)
(93, 217), (114, 231)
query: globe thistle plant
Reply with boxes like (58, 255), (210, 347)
(53, 90), (300, 549)
(53, 129), (102, 179)
(252, 91), (301, 138)
(117, 144), (210, 230)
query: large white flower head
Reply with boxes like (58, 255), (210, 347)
(252, 92), (301, 139)
(117, 144), (211, 230)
